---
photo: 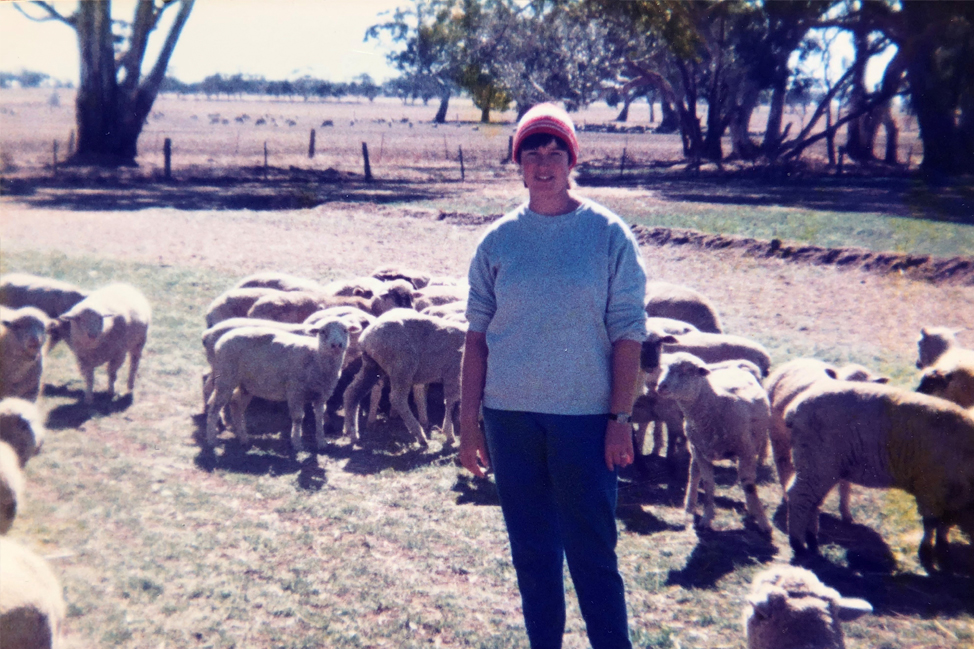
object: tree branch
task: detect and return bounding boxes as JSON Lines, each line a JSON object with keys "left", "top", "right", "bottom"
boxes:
{"left": 17, "top": 2, "right": 76, "bottom": 27}
{"left": 139, "top": 0, "right": 195, "bottom": 100}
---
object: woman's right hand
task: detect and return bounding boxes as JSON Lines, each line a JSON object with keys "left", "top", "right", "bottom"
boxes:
{"left": 459, "top": 418, "right": 490, "bottom": 478}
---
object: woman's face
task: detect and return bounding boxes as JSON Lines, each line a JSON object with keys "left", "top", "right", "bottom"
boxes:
{"left": 520, "top": 141, "right": 571, "bottom": 196}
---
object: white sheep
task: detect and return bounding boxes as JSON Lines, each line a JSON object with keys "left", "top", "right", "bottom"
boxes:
{"left": 0, "top": 537, "right": 67, "bottom": 648}
{"left": 204, "top": 287, "right": 282, "bottom": 328}
{"left": 743, "top": 564, "right": 872, "bottom": 649}
{"left": 0, "top": 398, "right": 46, "bottom": 467}
{"left": 370, "top": 265, "right": 431, "bottom": 290}
{"left": 343, "top": 309, "right": 466, "bottom": 447}
{"left": 0, "top": 272, "right": 88, "bottom": 319}
{"left": 916, "top": 356, "right": 974, "bottom": 410}
{"left": 411, "top": 284, "right": 467, "bottom": 313}
{"left": 645, "top": 316, "right": 699, "bottom": 336}
{"left": 765, "top": 358, "right": 889, "bottom": 523}
{"left": 915, "top": 326, "right": 964, "bottom": 369}
{"left": 656, "top": 352, "right": 773, "bottom": 533}
{"left": 55, "top": 283, "right": 151, "bottom": 405}
{"left": 205, "top": 319, "right": 352, "bottom": 453}
{"left": 0, "top": 306, "right": 49, "bottom": 401}
{"left": 0, "top": 442, "right": 24, "bottom": 534}
{"left": 644, "top": 281, "right": 723, "bottom": 334}
{"left": 662, "top": 330, "right": 772, "bottom": 377}
{"left": 232, "top": 271, "right": 324, "bottom": 293}
{"left": 785, "top": 381, "right": 974, "bottom": 573}
{"left": 421, "top": 300, "right": 468, "bottom": 322}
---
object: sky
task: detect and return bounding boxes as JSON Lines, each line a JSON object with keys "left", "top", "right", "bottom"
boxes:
{"left": 0, "top": 0, "right": 405, "bottom": 84}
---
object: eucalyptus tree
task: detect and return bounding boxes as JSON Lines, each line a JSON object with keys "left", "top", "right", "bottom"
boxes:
{"left": 15, "top": 0, "right": 195, "bottom": 166}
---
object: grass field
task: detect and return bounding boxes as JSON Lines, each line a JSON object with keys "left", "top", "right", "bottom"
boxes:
{"left": 2, "top": 88, "right": 973, "bottom": 649}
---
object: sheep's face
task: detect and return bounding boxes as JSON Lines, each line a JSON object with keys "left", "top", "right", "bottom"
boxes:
{"left": 373, "top": 281, "right": 414, "bottom": 315}
{"left": 2, "top": 312, "right": 48, "bottom": 359}
{"left": 313, "top": 320, "right": 351, "bottom": 356}
{"left": 640, "top": 333, "right": 677, "bottom": 372}
{"left": 69, "top": 308, "right": 108, "bottom": 344}
{"left": 656, "top": 354, "right": 709, "bottom": 402}
{"left": 916, "top": 327, "right": 957, "bottom": 369}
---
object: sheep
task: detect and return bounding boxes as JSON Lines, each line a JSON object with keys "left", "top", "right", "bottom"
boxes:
{"left": 0, "top": 442, "right": 24, "bottom": 534}
{"left": 916, "top": 357, "right": 974, "bottom": 409}
{"left": 915, "top": 326, "right": 965, "bottom": 369}
{"left": 370, "top": 265, "right": 431, "bottom": 290}
{"left": 743, "top": 565, "right": 872, "bottom": 649}
{"left": 645, "top": 316, "right": 698, "bottom": 336}
{"left": 644, "top": 281, "right": 723, "bottom": 334}
{"left": 0, "top": 398, "right": 46, "bottom": 467}
{"left": 0, "top": 537, "right": 67, "bottom": 648}
{"left": 343, "top": 309, "right": 466, "bottom": 447}
{"left": 0, "top": 272, "right": 88, "bottom": 320}
{"left": 655, "top": 352, "right": 773, "bottom": 533}
{"left": 200, "top": 318, "right": 316, "bottom": 411}
{"left": 784, "top": 381, "right": 974, "bottom": 573}
{"left": 232, "top": 271, "right": 324, "bottom": 293}
{"left": 204, "top": 287, "right": 281, "bottom": 328}
{"left": 55, "top": 283, "right": 151, "bottom": 405}
{"left": 0, "top": 306, "right": 49, "bottom": 401}
{"left": 421, "top": 300, "right": 467, "bottom": 322}
{"left": 765, "top": 358, "right": 889, "bottom": 523}
{"left": 303, "top": 306, "right": 375, "bottom": 367}
{"left": 662, "top": 331, "right": 772, "bottom": 378}
{"left": 205, "top": 319, "right": 352, "bottom": 453}
{"left": 411, "top": 285, "right": 467, "bottom": 313}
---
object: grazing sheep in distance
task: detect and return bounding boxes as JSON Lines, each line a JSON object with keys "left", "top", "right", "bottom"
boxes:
{"left": 233, "top": 272, "right": 324, "bottom": 293}
{"left": 55, "top": 283, "right": 151, "bottom": 404}
{"left": 655, "top": 352, "right": 773, "bottom": 533}
{"left": 0, "top": 306, "right": 49, "bottom": 401}
{"left": 0, "top": 442, "right": 24, "bottom": 534}
{"left": 744, "top": 564, "right": 871, "bottom": 649}
{"left": 0, "top": 398, "right": 46, "bottom": 467}
{"left": 206, "top": 319, "right": 353, "bottom": 453}
{"left": 204, "top": 287, "right": 281, "bottom": 328}
{"left": 915, "top": 326, "right": 965, "bottom": 369}
{"left": 0, "top": 537, "right": 67, "bottom": 648}
{"left": 645, "top": 281, "right": 723, "bottom": 333}
{"left": 370, "top": 265, "right": 430, "bottom": 290}
{"left": 765, "top": 358, "right": 889, "bottom": 523}
{"left": 343, "top": 309, "right": 466, "bottom": 447}
{"left": 0, "top": 273, "right": 88, "bottom": 320}
{"left": 785, "top": 382, "right": 974, "bottom": 573}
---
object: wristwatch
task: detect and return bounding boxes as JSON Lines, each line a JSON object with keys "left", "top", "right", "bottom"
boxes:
{"left": 609, "top": 412, "right": 632, "bottom": 424}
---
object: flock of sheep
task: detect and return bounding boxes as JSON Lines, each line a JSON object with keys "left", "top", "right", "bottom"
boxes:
{"left": 1, "top": 264, "right": 972, "bottom": 648}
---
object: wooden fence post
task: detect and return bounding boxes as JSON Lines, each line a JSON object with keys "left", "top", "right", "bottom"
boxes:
{"left": 506, "top": 135, "right": 513, "bottom": 163}
{"left": 308, "top": 128, "right": 316, "bottom": 158}
{"left": 263, "top": 141, "right": 269, "bottom": 178}
{"left": 163, "top": 138, "right": 172, "bottom": 180}
{"left": 619, "top": 147, "right": 627, "bottom": 177}
{"left": 362, "top": 142, "right": 373, "bottom": 181}
{"left": 458, "top": 146, "right": 465, "bottom": 181}
{"left": 67, "top": 129, "right": 75, "bottom": 156}
{"left": 52, "top": 140, "right": 58, "bottom": 176}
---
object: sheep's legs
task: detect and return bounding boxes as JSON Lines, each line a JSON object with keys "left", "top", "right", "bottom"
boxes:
{"left": 342, "top": 354, "right": 383, "bottom": 444}
{"left": 919, "top": 517, "right": 952, "bottom": 575}
{"left": 287, "top": 397, "right": 306, "bottom": 454}
{"left": 79, "top": 361, "right": 96, "bottom": 405}
{"left": 697, "top": 460, "right": 717, "bottom": 529}
{"left": 413, "top": 384, "right": 429, "bottom": 431}
{"left": 738, "top": 457, "right": 772, "bottom": 533}
{"left": 106, "top": 353, "right": 125, "bottom": 398}
{"left": 771, "top": 427, "right": 794, "bottom": 501}
{"left": 205, "top": 384, "right": 235, "bottom": 447}
{"left": 440, "top": 380, "right": 460, "bottom": 444}
{"left": 127, "top": 338, "right": 145, "bottom": 393}
{"left": 312, "top": 396, "right": 328, "bottom": 450}
{"left": 228, "top": 388, "right": 252, "bottom": 445}
{"left": 389, "top": 379, "right": 428, "bottom": 446}
{"left": 838, "top": 480, "right": 853, "bottom": 523}
{"left": 366, "top": 379, "right": 384, "bottom": 426}
{"left": 787, "top": 476, "right": 832, "bottom": 557}
{"left": 685, "top": 456, "right": 702, "bottom": 523}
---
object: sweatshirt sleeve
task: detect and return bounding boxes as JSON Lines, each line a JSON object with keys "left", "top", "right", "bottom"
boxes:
{"left": 465, "top": 234, "right": 497, "bottom": 333}
{"left": 605, "top": 222, "right": 648, "bottom": 343}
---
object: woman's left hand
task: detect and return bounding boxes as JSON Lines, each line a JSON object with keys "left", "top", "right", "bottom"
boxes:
{"left": 605, "top": 419, "right": 635, "bottom": 470}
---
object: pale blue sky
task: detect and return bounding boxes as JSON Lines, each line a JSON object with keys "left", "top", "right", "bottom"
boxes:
{"left": 0, "top": 0, "right": 404, "bottom": 84}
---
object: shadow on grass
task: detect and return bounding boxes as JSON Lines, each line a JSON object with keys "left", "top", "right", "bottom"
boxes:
{"left": 452, "top": 474, "right": 500, "bottom": 507}
{"left": 800, "top": 554, "right": 974, "bottom": 617}
{"left": 44, "top": 386, "right": 133, "bottom": 430}
{"left": 665, "top": 526, "right": 779, "bottom": 589}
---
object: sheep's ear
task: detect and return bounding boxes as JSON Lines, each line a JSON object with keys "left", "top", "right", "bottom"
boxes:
{"left": 873, "top": 376, "right": 890, "bottom": 385}
{"left": 345, "top": 322, "right": 363, "bottom": 335}
{"left": 698, "top": 365, "right": 710, "bottom": 376}
{"left": 747, "top": 591, "right": 776, "bottom": 619}
{"left": 836, "top": 597, "right": 872, "bottom": 621}
{"left": 825, "top": 368, "right": 838, "bottom": 379}
{"left": 352, "top": 287, "right": 369, "bottom": 297}
{"left": 660, "top": 335, "right": 678, "bottom": 345}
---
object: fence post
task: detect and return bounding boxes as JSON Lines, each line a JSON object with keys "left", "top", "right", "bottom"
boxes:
{"left": 67, "top": 129, "right": 75, "bottom": 156}
{"left": 51, "top": 139, "right": 58, "bottom": 176}
{"left": 308, "top": 128, "right": 316, "bottom": 158}
{"left": 163, "top": 138, "right": 172, "bottom": 180}
{"left": 619, "top": 147, "right": 627, "bottom": 177}
{"left": 458, "top": 146, "right": 465, "bottom": 181}
{"left": 362, "top": 142, "right": 373, "bottom": 181}
{"left": 264, "top": 141, "right": 269, "bottom": 178}
{"left": 507, "top": 135, "right": 513, "bottom": 163}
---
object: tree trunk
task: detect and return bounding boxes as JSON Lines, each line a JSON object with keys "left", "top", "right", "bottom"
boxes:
{"left": 844, "top": 25, "right": 874, "bottom": 162}
{"left": 883, "top": 110, "right": 899, "bottom": 164}
{"left": 656, "top": 100, "right": 679, "bottom": 133}
{"left": 762, "top": 79, "right": 787, "bottom": 156}
{"left": 616, "top": 95, "right": 632, "bottom": 122}
{"left": 434, "top": 91, "right": 450, "bottom": 124}
{"left": 825, "top": 103, "right": 836, "bottom": 166}
{"left": 730, "top": 86, "right": 760, "bottom": 160}
{"left": 480, "top": 105, "right": 490, "bottom": 123}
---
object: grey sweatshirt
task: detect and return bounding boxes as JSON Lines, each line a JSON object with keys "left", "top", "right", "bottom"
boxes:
{"left": 466, "top": 199, "right": 647, "bottom": 415}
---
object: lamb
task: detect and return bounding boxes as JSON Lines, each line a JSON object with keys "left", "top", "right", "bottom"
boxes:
{"left": 915, "top": 326, "right": 965, "bottom": 369}
{"left": 343, "top": 309, "right": 466, "bottom": 447}
{"left": 370, "top": 265, "right": 430, "bottom": 290}
{"left": 0, "top": 272, "right": 88, "bottom": 319}
{"left": 656, "top": 352, "right": 773, "bottom": 532}
{"left": 916, "top": 357, "right": 974, "bottom": 409}
{"left": 765, "top": 358, "right": 889, "bottom": 523}
{"left": 0, "top": 537, "right": 67, "bottom": 648}
{"left": 205, "top": 319, "right": 352, "bottom": 453}
{"left": 644, "top": 281, "right": 723, "bottom": 334}
{"left": 0, "top": 306, "right": 49, "bottom": 401}
{"left": 204, "top": 287, "right": 281, "bottom": 328}
{"left": 411, "top": 284, "right": 467, "bottom": 313}
{"left": 232, "top": 271, "right": 324, "bottom": 293}
{"left": 0, "top": 398, "right": 46, "bottom": 467}
{"left": 743, "top": 565, "right": 872, "bottom": 649}
{"left": 661, "top": 331, "right": 772, "bottom": 378}
{"left": 784, "top": 381, "right": 974, "bottom": 573}
{"left": 54, "top": 283, "right": 151, "bottom": 404}
{"left": 0, "top": 442, "right": 24, "bottom": 534}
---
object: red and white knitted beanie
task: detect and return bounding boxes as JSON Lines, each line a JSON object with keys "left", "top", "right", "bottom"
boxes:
{"left": 512, "top": 103, "right": 580, "bottom": 169}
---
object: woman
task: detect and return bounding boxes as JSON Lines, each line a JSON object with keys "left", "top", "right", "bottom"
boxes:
{"left": 459, "top": 103, "right": 646, "bottom": 649}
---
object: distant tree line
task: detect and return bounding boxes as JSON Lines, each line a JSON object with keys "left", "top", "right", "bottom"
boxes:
{"left": 161, "top": 73, "right": 386, "bottom": 103}
{"left": 0, "top": 69, "right": 73, "bottom": 89}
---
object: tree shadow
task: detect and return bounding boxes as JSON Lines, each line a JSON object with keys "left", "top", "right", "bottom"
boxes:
{"left": 665, "top": 526, "right": 778, "bottom": 589}
{"left": 616, "top": 505, "right": 684, "bottom": 536}
{"left": 44, "top": 390, "right": 133, "bottom": 430}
